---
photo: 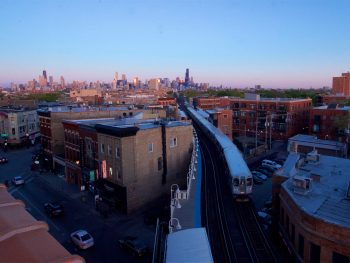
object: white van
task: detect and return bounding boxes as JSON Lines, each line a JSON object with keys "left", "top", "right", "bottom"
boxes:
{"left": 261, "top": 159, "right": 281, "bottom": 170}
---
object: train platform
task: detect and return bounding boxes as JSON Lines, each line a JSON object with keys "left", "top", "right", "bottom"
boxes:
{"left": 170, "top": 142, "right": 202, "bottom": 231}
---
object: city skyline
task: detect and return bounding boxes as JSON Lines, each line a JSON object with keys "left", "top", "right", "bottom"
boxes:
{"left": 1, "top": 0, "right": 350, "bottom": 88}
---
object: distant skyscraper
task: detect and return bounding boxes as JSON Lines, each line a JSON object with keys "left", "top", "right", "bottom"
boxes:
{"left": 60, "top": 76, "right": 65, "bottom": 89}
{"left": 49, "top": 76, "right": 53, "bottom": 86}
{"left": 122, "top": 74, "right": 126, "bottom": 81}
{"left": 185, "top": 68, "right": 190, "bottom": 87}
{"left": 133, "top": 77, "right": 139, "bottom": 87}
{"left": 43, "top": 70, "right": 47, "bottom": 81}
{"left": 149, "top": 78, "right": 159, "bottom": 90}
{"left": 113, "top": 72, "right": 118, "bottom": 89}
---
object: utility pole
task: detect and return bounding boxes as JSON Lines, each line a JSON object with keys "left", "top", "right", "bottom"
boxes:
{"left": 255, "top": 114, "right": 258, "bottom": 151}
{"left": 270, "top": 114, "right": 273, "bottom": 150}
{"left": 265, "top": 114, "right": 268, "bottom": 149}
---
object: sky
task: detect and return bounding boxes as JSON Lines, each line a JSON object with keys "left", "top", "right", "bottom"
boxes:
{"left": 0, "top": 0, "right": 350, "bottom": 88}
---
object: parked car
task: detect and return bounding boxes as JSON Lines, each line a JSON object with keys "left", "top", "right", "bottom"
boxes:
{"left": 44, "top": 202, "right": 64, "bottom": 217}
{"left": 256, "top": 167, "right": 273, "bottom": 177}
{"left": 260, "top": 165, "right": 277, "bottom": 174}
{"left": 252, "top": 171, "right": 267, "bottom": 181}
{"left": 0, "top": 157, "right": 8, "bottom": 164}
{"left": 12, "top": 176, "right": 24, "bottom": 186}
{"left": 70, "top": 230, "right": 94, "bottom": 249}
{"left": 258, "top": 211, "right": 272, "bottom": 225}
{"left": 261, "top": 159, "right": 282, "bottom": 170}
{"left": 252, "top": 174, "right": 264, "bottom": 184}
{"left": 273, "top": 158, "right": 286, "bottom": 166}
{"left": 118, "top": 236, "right": 150, "bottom": 257}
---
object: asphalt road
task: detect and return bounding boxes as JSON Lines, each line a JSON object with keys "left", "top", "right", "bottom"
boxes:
{"left": 0, "top": 146, "right": 154, "bottom": 263}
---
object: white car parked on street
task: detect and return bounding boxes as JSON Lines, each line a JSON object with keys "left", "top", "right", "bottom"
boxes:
{"left": 12, "top": 176, "right": 25, "bottom": 186}
{"left": 70, "top": 230, "right": 94, "bottom": 249}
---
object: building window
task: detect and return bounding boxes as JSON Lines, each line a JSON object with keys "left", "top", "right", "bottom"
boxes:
{"left": 310, "top": 243, "right": 321, "bottom": 263}
{"left": 12, "top": 128, "right": 15, "bottom": 135}
{"left": 108, "top": 145, "right": 112, "bottom": 156}
{"left": 101, "top": 143, "right": 105, "bottom": 154}
{"left": 116, "top": 146, "right": 120, "bottom": 158}
{"left": 170, "top": 137, "right": 177, "bottom": 148}
{"left": 158, "top": 157, "right": 163, "bottom": 171}
{"left": 109, "top": 167, "right": 113, "bottom": 177}
{"left": 291, "top": 224, "right": 295, "bottom": 245}
{"left": 117, "top": 169, "right": 121, "bottom": 180}
{"left": 148, "top": 143, "right": 153, "bottom": 153}
{"left": 298, "top": 234, "right": 304, "bottom": 259}
{"left": 223, "top": 114, "right": 228, "bottom": 119}
{"left": 333, "top": 252, "right": 350, "bottom": 263}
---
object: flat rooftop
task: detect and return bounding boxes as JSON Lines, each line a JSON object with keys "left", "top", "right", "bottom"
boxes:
{"left": 37, "top": 106, "right": 133, "bottom": 113}
{"left": 289, "top": 134, "right": 346, "bottom": 150}
{"left": 281, "top": 153, "right": 350, "bottom": 228}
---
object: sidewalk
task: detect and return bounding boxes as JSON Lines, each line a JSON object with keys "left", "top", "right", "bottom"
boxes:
{"left": 35, "top": 171, "right": 102, "bottom": 217}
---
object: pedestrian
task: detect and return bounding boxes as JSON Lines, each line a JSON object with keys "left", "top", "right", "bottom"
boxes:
{"left": 94, "top": 194, "right": 100, "bottom": 209}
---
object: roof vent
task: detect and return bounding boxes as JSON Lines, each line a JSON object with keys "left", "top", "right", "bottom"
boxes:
{"left": 292, "top": 175, "right": 312, "bottom": 195}
{"left": 306, "top": 150, "right": 320, "bottom": 164}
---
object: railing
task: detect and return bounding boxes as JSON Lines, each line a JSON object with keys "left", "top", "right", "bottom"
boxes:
{"left": 169, "top": 130, "right": 199, "bottom": 234}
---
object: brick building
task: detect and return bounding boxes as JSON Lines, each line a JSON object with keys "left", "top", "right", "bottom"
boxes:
{"left": 230, "top": 94, "right": 312, "bottom": 140}
{"left": 309, "top": 105, "right": 350, "bottom": 143}
{"left": 193, "top": 97, "right": 221, "bottom": 110}
{"left": 157, "top": 97, "right": 176, "bottom": 106}
{"left": 96, "top": 120, "right": 193, "bottom": 213}
{"left": 332, "top": 72, "right": 350, "bottom": 96}
{"left": 38, "top": 106, "right": 166, "bottom": 171}
{"left": 206, "top": 109, "right": 233, "bottom": 140}
{"left": 273, "top": 152, "right": 350, "bottom": 263}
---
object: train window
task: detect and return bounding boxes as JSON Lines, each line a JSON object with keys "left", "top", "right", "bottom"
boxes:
{"left": 233, "top": 178, "right": 239, "bottom": 186}
{"left": 247, "top": 178, "right": 252, "bottom": 186}
{"left": 240, "top": 176, "right": 246, "bottom": 186}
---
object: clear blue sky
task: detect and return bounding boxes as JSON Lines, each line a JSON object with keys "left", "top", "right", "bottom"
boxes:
{"left": 1, "top": 0, "right": 349, "bottom": 88}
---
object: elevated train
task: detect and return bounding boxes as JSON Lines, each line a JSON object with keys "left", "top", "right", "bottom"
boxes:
{"left": 186, "top": 106, "right": 253, "bottom": 199}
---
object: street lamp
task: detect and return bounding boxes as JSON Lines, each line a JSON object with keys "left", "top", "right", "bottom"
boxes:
{"left": 169, "top": 218, "right": 182, "bottom": 233}
{"left": 171, "top": 184, "right": 181, "bottom": 208}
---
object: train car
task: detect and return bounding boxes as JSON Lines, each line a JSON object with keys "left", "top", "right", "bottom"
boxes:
{"left": 186, "top": 106, "right": 252, "bottom": 199}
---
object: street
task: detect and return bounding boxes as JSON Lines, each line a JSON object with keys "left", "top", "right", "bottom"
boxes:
{"left": 0, "top": 146, "right": 155, "bottom": 263}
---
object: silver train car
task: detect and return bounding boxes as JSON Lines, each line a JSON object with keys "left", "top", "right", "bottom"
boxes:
{"left": 186, "top": 106, "right": 253, "bottom": 198}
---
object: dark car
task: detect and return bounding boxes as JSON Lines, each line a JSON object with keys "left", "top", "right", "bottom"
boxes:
{"left": 44, "top": 202, "right": 64, "bottom": 217}
{"left": 260, "top": 165, "right": 276, "bottom": 174}
{"left": 118, "top": 236, "right": 150, "bottom": 257}
{"left": 256, "top": 167, "right": 273, "bottom": 177}
{"left": 253, "top": 174, "right": 263, "bottom": 184}
{"left": 0, "top": 157, "right": 8, "bottom": 164}
{"left": 274, "top": 158, "right": 286, "bottom": 166}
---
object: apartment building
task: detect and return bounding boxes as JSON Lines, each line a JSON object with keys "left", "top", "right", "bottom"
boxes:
{"left": 206, "top": 108, "right": 233, "bottom": 140}
{"left": 309, "top": 105, "right": 350, "bottom": 143}
{"left": 96, "top": 120, "right": 193, "bottom": 213}
{"left": 38, "top": 106, "right": 166, "bottom": 170}
{"left": 0, "top": 107, "right": 40, "bottom": 145}
{"left": 230, "top": 94, "right": 311, "bottom": 140}
{"left": 274, "top": 152, "right": 350, "bottom": 263}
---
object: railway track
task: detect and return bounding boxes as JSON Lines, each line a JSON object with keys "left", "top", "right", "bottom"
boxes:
{"left": 235, "top": 201, "right": 278, "bottom": 263}
{"left": 201, "top": 135, "right": 239, "bottom": 263}
{"left": 197, "top": 127, "right": 278, "bottom": 263}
